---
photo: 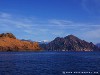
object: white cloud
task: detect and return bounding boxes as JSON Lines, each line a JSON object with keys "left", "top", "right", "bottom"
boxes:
{"left": 49, "top": 19, "right": 73, "bottom": 26}
{"left": 83, "top": 29, "right": 100, "bottom": 38}
{"left": 0, "top": 12, "right": 11, "bottom": 18}
{"left": 0, "top": 12, "right": 100, "bottom": 43}
{"left": 52, "top": 31, "right": 64, "bottom": 36}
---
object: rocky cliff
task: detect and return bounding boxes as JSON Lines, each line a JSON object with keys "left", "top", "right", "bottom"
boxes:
{"left": 0, "top": 33, "right": 41, "bottom": 51}
{"left": 40, "top": 35, "right": 99, "bottom": 51}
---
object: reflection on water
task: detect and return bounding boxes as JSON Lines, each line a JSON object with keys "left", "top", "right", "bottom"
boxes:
{"left": 0, "top": 52, "right": 100, "bottom": 75}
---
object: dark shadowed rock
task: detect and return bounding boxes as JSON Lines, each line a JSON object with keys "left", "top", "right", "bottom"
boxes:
{"left": 0, "top": 33, "right": 16, "bottom": 39}
{"left": 40, "top": 35, "right": 99, "bottom": 51}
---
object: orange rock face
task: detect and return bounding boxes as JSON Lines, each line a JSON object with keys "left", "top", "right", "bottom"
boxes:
{"left": 0, "top": 33, "right": 41, "bottom": 51}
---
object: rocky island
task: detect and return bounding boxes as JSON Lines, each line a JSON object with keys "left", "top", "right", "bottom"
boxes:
{"left": 0, "top": 33, "right": 41, "bottom": 51}
{"left": 0, "top": 33, "right": 99, "bottom": 51}
{"left": 40, "top": 35, "right": 99, "bottom": 51}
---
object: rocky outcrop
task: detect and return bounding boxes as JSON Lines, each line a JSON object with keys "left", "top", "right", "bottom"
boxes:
{"left": 0, "top": 33, "right": 16, "bottom": 39}
{"left": 0, "top": 33, "right": 41, "bottom": 51}
{"left": 40, "top": 35, "right": 99, "bottom": 51}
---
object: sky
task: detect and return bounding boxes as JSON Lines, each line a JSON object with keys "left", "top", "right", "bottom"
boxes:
{"left": 0, "top": 0, "right": 100, "bottom": 43}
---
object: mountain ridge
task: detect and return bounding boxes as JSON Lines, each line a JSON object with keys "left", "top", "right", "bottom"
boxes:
{"left": 40, "top": 35, "right": 99, "bottom": 51}
{"left": 0, "top": 33, "right": 41, "bottom": 51}
{"left": 0, "top": 33, "right": 99, "bottom": 51}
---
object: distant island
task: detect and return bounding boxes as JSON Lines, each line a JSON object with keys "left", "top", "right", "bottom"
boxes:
{"left": 0, "top": 33, "right": 99, "bottom": 51}
{"left": 40, "top": 35, "right": 100, "bottom": 51}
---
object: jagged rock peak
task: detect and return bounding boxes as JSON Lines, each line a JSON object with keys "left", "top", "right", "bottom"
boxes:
{"left": 67, "top": 34, "right": 76, "bottom": 37}
{"left": 0, "top": 33, "right": 16, "bottom": 39}
{"left": 40, "top": 35, "right": 99, "bottom": 51}
{"left": 54, "top": 37, "right": 62, "bottom": 40}
{"left": 66, "top": 34, "right": 77, "bottom": 38}
{"left": 64, "top": 34, "right": 80, "bottom": 40}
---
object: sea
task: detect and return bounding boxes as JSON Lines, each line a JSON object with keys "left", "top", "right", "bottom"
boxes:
{"left": 0, "top": 51, "right": 100, "bottom": 75}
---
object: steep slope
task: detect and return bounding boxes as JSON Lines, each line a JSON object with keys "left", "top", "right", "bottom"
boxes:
{"left": 0, "top": 33, "right": 41, "bottom": 51}
{"left": 40, "top": 35, "right": 99, "bottom": 51}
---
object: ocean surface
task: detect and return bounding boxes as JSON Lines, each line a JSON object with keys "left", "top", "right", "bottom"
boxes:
{"left": 0, "top": 51, "right": 100, "bottom": 75}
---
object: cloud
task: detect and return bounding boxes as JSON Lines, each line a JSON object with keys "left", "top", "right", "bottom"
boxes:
{"left": 0, "top": 12, "right": 100, "bottom": 43}
{"left": 0, "top": 12, "right": 11, "bottom": 18}
{"left": 80, "top": 28, "right": 100, "bottom": 43}
{"left": 49, "top": 19, "right": 73, "bottom": 26}
{"left": 49, "top": 19, "right": 100, "bottom": 43}
{"left": 0, "top": 13, "right": 37, "bottom": 35}
{"left": 83, "top": 29, "right": 100, "bottom": 38}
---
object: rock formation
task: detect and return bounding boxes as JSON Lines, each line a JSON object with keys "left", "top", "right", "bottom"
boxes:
{"left": 0, "top": 33, "right": 41, "bottom": 51}
{"left": 40, "top": 35, "right": 99, "bottom": 51}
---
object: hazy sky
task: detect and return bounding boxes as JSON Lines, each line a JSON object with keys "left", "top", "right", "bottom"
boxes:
{"left": 0, "top": 0, "right": 100, "bottom": 43}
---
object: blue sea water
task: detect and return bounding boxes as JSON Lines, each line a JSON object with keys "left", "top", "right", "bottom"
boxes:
{"left": 0, "top": 51, "right": 100, "bottom": 75}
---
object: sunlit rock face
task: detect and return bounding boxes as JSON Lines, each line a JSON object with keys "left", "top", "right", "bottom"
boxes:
{"left": 0, "top": 33, "right": 41, "bottom": 51}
